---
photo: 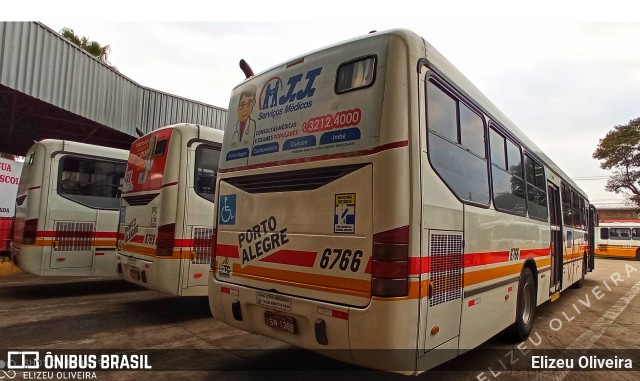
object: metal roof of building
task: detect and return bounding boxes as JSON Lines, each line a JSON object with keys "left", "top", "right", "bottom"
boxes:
{"left": 0, "top": 21, "right": 226, "bottom": 155}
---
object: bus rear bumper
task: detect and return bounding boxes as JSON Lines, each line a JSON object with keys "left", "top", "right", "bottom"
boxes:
{"left": 209, "top": 273, "right": 353, "bottom": 355}
{"left": 116, "top": 252, "right": 184, "bottom": 295}
{"left": 209, "top": 273, "right": 422, "bottom": 373}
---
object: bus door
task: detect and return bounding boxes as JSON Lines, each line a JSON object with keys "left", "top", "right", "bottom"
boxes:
{"left": 420, "top": 66, "right": 464, "bottom": 353}
{"left": 587, "top": 205, "right": 596, "bottom": 271}
{"left": 48, "top": 155, "right": 97, "bottom": 270}
{"left": 548, "top": 183, "right": 563, "bottom": 294}
{"left": 183, "top": 142, "right": 220, "bottom": 289}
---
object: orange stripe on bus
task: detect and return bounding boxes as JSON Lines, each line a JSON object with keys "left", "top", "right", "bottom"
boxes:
{"left": 464, "top": 263, "right": 522, "bottom": 287}
{"left": 229, "top": 256, "right": 556, "bottom": 301}
{"left": 536, "top": 257, "right": 551, "bottom": 267}
{"left": 120, "top": 243, "right": 186, "bottom": 259}
{"left": 232, "top": 263, "right": 371, "bottom": 297}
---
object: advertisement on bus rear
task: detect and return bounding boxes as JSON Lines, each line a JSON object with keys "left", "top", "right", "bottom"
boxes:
{"left": 122, "top": 129, "right": 173, "bottom": 193}
{"left": 0, "top": 158, "right": 23, "bottom": 218}
{"left": 219, "top": 42, "right": 388, "bottom": 170}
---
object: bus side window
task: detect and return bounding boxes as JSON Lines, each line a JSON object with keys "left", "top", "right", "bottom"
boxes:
{"left": 490, "top": 127, "right": 526, "bottom": 215}
{"left": 426, "top": 79, "right": 490, "bottom": 206}
{"left": 561, "top": 183, "right": 572, "bottom": 226}
{"left": 600, "top": 228, "right": 609, "bottom": 240}
{"left": 524, "top": 154, "right": 547, "bottom": 220}
{"left": 609, "top": 228, "right": 630, "bottom": 240}
{"left": 194, "top": 145, "right": 221, "bottom": 202}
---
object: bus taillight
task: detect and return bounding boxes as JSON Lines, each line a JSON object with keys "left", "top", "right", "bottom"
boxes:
{"left": 23, "top": 218, "right": 38, "bottom": 245}
{"left": 371, "top": 226, "right": 409, "bottom": 297}
{"left": 156, "top": 223, "right": 175, "bottom": 256}
{"left": 9, "top": 215, "right": 16, "bottom": 241}
{"left": 210, "top": 228, "right": 217, "bottom": 271}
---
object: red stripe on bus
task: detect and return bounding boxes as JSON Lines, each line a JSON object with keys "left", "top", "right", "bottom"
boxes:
{"left": 464, "top": 252, "right": 507, "bottom": 268}
{"left": 29, "top": 186, "right": 41, "bottom": 190}
{"left": 364, "top": 257, "right": 372, "bottom": 274}
{"left": 219, "top": 140, "right": 409, "bottom": 174}
{"left": 162, "top": 181, "right": 178, "bottom": 188}
{"left": 217, "top": 244, "right": 240, "bottom": 258}
{"left": 521, "top": 247, "right": 550, "bottom": 258}
{"left": 174, "top": 238, "right": 193, "bottom": 247}
{"left": 406, "top": 247, "right": 551, "bottom": 275}
{"left": 217, "top": 244, "right": 551, "bottom": 274}
{"left": 258, "top": 249, "right": 317, "bottom": 267}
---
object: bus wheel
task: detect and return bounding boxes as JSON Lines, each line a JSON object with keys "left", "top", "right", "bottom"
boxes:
{"left": 636, "top": 248, "right": 640, "bottom": 260}
{"left": 509, "top": 267, "right": 536, "bottom": 342}
{"left": 571, "top": 255, "right": 587, "bottom": 289}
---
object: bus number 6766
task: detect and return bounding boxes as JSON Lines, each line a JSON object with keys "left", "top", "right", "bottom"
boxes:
{"left": 319, "top": 248, "right": 363, "bottom": 272}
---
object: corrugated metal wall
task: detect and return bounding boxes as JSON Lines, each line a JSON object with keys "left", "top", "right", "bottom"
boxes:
{"left": 0, "top": 22, "right": 226, "bottom": 136}
{"left": 139, "top": 89, "right": 227, "bottom": 133}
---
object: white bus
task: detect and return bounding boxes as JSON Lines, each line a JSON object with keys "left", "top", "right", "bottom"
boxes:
{"left": 11, "top": 140, "right": 128, "bottom": 276}
{"left": 208, "top": 29, "right": 597, "bottom": 374}
{"left": 116, "top": 123, "right": 224, "bottom": 296}
{"left": 595, "top": 220, "right": 640, "bottom": 259}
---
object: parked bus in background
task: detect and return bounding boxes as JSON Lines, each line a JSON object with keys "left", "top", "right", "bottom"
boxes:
{"left": 596, "top": 220, "right": 640, "bottom": 259}
{"left": 116, "top": 123, "right": 224, "bottom": 296}
{"left": 1, "top": 158, "right": 23, "bottom": 257}
{"left": 209, "top": 29, "right": 596, "bottom": 374}
{"left": 11, "top": 140, "right": 127, "bottom": 276}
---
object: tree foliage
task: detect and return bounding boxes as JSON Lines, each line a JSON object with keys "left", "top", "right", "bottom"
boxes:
{"left": 593, "top": 117, "right": 640, "bottom": 205}
{"left": 60, "top": 28, "right": 111, "bottom": 65}
{"left": 0, "top": 152, "right": 16, "bottom": 160}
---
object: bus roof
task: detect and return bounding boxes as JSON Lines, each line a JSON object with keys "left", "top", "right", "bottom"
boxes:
{"left": 144, "top": 123, "right": 224, "bottom": 143}
{"left": 32, "top": 139, "right": 129, "bottom": 160}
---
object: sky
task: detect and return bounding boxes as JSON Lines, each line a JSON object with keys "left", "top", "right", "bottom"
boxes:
{"left": 7, "top": 1, "right": 640, "bottom": 205}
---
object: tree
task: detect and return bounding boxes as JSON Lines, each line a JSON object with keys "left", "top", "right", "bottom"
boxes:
{"left": 593, "top": 117, "right": 640, "bottom": 206}
{"left": 60, "top": 28, "right": 111, "bottom": 64}
{"left": 0, "top": 152, "right": 16, "bottom": 160}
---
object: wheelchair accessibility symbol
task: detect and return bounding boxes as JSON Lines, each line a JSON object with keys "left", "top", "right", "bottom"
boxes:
{"left": 219, "top": 194, "right": 236, "bottom": 225}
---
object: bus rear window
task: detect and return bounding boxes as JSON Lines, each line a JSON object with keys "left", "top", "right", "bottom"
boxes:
{"left": 195, "top": 146, "right": 221, "bottom": 202}
{"left": 58, "top": 156, "right": 126, "bottom": 210}
{"left": 17, "top": 152, "right": 35, "bottom": 195}
{"left": 335, "top": 56, "right": 376, "bottom": 93}
{"left": 154, "top": 139, "right": 167, "bottom": 157}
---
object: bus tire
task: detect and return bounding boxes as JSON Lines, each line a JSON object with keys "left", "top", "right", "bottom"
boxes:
{"left": 636, "top": 248, "right": 640, "bottom": 260}
{"left": 509, "top": 267, "right": 536, "bottom": 342}
{"left": 571, "top": 255, "right": 587, "bottom": 289}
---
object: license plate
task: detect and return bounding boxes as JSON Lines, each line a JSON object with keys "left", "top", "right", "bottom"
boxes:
{"left": 130, "top": 268, "right": 140, "bottom": 280}
{"left": 264, "top": 311, "right": 296, "bottom": 334}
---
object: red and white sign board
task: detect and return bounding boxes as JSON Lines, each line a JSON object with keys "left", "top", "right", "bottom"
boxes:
{"left": 0, "top": 158, "right": 23, "bottom": 218}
